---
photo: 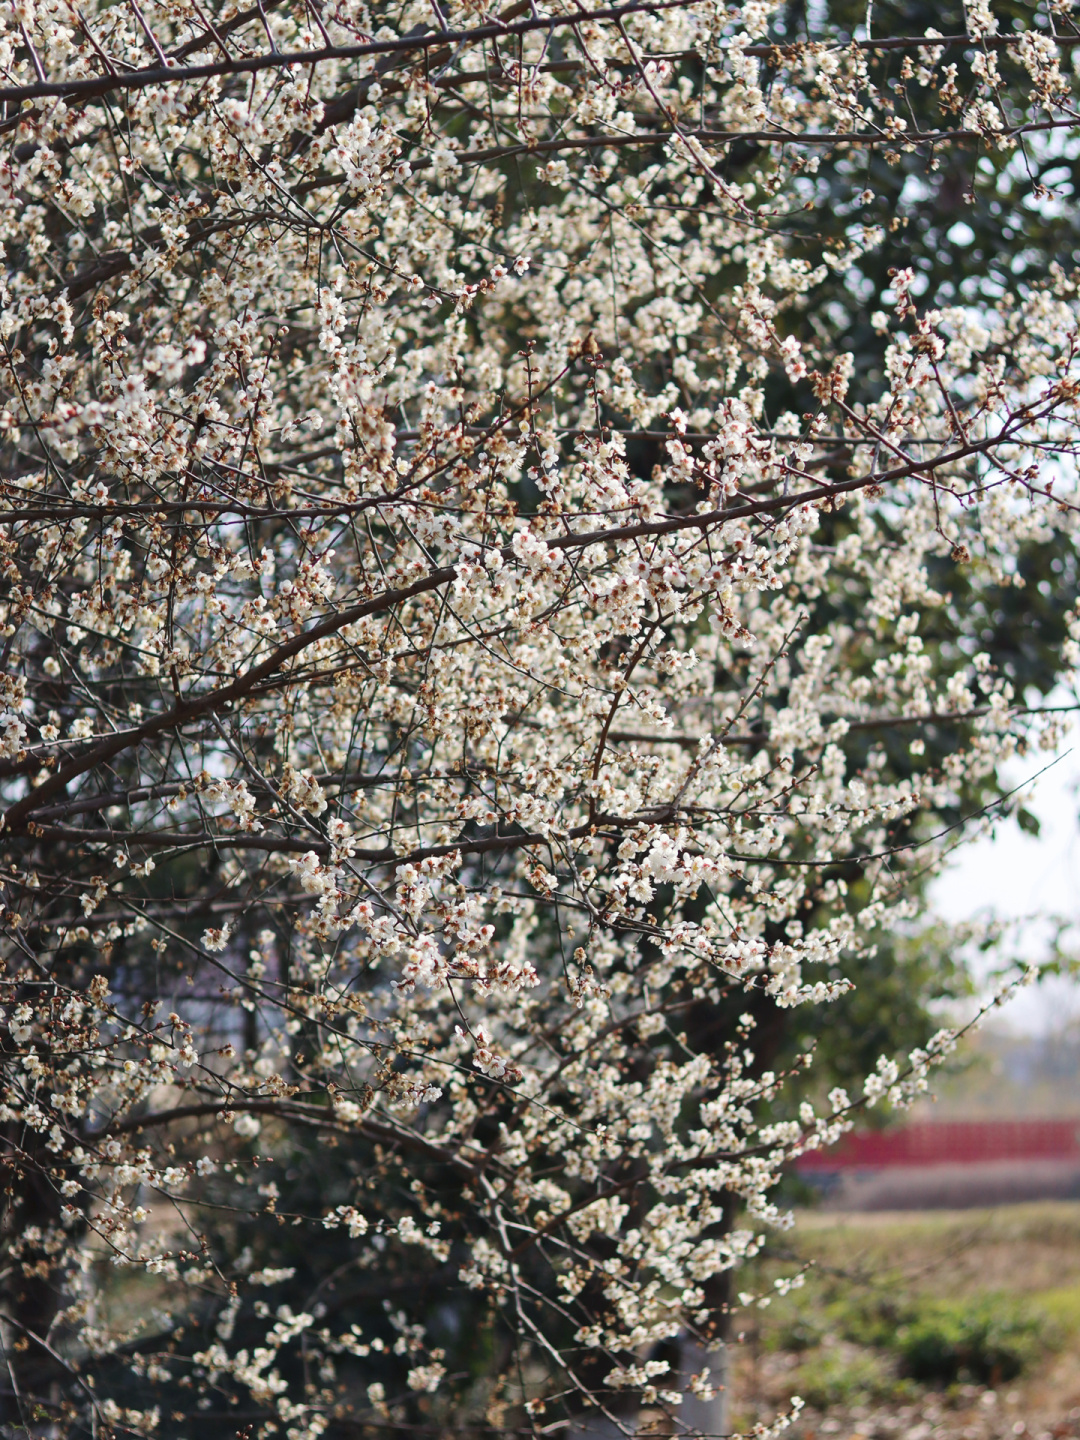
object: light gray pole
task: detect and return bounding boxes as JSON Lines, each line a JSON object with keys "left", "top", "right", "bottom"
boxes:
{"left": 565, "top": 1337, "right": 729, "bottom": 1440}
{"left": 677, "top": 1337, "right": 730, "bottom": 1438}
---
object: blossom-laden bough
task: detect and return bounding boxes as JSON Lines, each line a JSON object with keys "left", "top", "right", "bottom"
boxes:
{"left": 0, "top": 0, "right": 1078, "bottom": 1434}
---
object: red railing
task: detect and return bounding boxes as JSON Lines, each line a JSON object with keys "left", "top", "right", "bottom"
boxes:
{"left": 795, "top": 1120, "right": 1080, "bottom": 1171}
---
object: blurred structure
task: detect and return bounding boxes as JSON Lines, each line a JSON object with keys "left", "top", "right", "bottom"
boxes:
{"left": 797, "top": 1025, "right": 1080, "bottom": 1209}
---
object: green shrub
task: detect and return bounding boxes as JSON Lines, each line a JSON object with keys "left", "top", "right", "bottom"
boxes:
{"left": 830, "top": 1292, "right": 916, "bottom": 1350}
{"left": 792, "top": 1350, "right": 898, "bottom": 1411}
{"left": 896, "top": 1297, "right": 1049, "bottom": 1385}
{"left": 774, "top": 1314, "right": 825, "bottom": 1353}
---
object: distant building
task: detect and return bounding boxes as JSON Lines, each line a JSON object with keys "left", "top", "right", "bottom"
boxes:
{"left": 796, "top": 1119, "right": 1080, "bottom": 1210}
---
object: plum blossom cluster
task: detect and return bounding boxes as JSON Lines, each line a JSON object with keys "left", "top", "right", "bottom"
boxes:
{"left": 0, "top": 0, "right": 1079, "bottom": 1434}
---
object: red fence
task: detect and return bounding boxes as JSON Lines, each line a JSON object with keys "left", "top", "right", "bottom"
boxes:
{"left": 795, "top": 1120, "right": 1080, "bottom": 1171}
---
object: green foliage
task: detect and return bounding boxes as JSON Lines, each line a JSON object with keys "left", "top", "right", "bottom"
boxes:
{"left": 832, "top": 1292, "right": 918, "bottom": 1350}
{"left": 747, "top": 1250, "right": 1065, "bottom": 1414}
{"left": 792, "top": 1349, "right": 903, "bottom": 1410}
{"left": 895, "top": 1296, "right": 1050, "bottom": 1386}
{"left": 793, "top": 924, "right": 971, "bottom": 1105}
{"left": 770, "top": 1312, "right": 826, "bottom": 1353}
{"left": 1031, "top": 1283, "right": 1080, "bottom": 1336}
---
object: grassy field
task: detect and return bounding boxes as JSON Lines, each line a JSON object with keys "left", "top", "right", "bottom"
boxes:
{"left": 730, "top": 1203, "right": 1080, "bottom": 1439}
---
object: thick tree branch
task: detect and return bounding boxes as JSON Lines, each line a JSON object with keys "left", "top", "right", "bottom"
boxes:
{"left": 3, "top": 19, "right": 1079, "bottom": 106}
{"left": 0, "top": 415, "right": 1047, "bottom": 833}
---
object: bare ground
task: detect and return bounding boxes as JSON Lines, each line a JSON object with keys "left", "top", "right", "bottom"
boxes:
{"left": 729, "top": 1203, "right": 1080, "bottom": 1440}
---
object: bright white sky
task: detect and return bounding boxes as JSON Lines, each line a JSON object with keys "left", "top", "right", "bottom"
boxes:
{"left": 928, "top": 705, "right": 1080, "bottom": 1034}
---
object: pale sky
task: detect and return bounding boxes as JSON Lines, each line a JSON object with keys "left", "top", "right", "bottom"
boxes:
{"left": 928, "top": 707, "right": 1080, "bottom": 1034}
